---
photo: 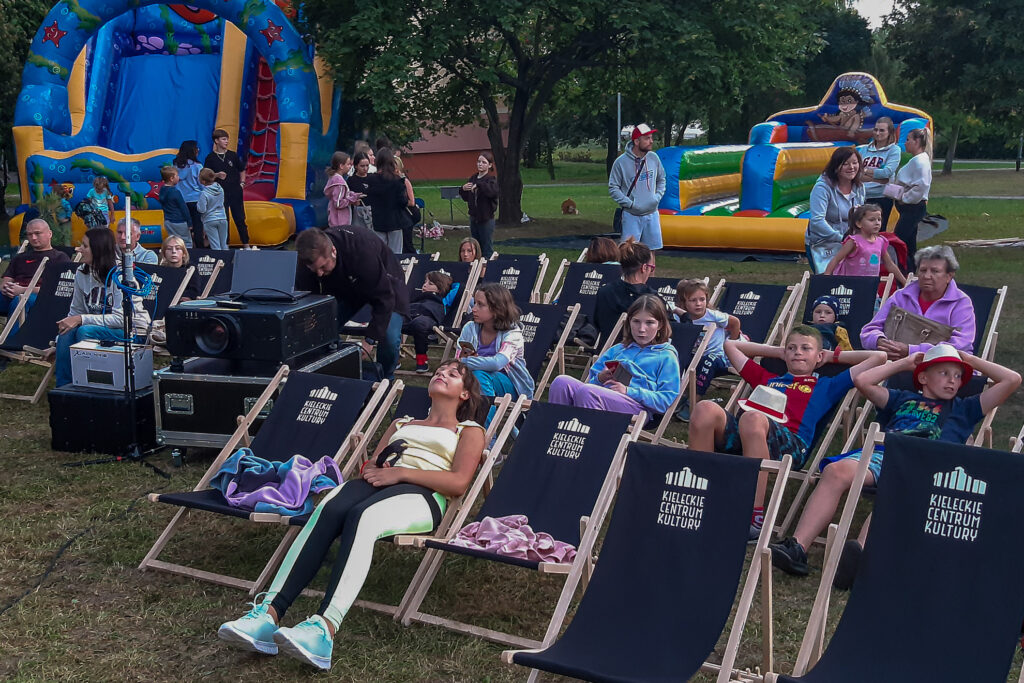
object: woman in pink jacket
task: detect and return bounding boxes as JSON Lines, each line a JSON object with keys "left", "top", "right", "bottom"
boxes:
{"left": 860, "top": 244, "right": 976, "bottom": 359}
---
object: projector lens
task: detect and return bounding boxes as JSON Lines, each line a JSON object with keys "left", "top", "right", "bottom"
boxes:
{"left": 196, "top": 315, "right": 237, "bottom": 355}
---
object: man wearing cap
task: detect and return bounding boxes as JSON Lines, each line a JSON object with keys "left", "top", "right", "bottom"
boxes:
{"left": 609, "top": 123, "right": 666, "bottom": 249}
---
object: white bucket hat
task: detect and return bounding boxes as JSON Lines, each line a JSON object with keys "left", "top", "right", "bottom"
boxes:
{"left": 737, "top": 385, "right": 789, "bottom": 424}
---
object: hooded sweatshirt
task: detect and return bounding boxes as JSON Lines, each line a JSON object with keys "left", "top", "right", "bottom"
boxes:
{"left": 69, "top": 268, "right": 151, "bottom": 334}
{"left": 588, "top": 341, "right": 680, "bottom": 414}
{"left": 197, "top": 182, "right": 227, "bottom": 222}
{"left": 858, "top": 142, "right": 902, "bottom": 199}
{"left": 860, "top": 279, "right": 976, "bottom": 355}
{"left": 608, "top": 141, "right": 666, "bottom": 216}
{"left": 324, "top": 173, "right": 362, "bottom": 227}
{"left": 806, "top": 174, "right": 865, "bottom": 248}
{"left": 159, "top": 184, "right": 192, "bottom": 225}
{"left": 456, "top": 322, "right": 535, "bottom": 398}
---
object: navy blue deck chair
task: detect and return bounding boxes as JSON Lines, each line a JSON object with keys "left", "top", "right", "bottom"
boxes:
{"left": 646, "top": 275, "right": 684, "bottom": 312}
{"left": 714, "top": 280, "right": 791, "bottom": 344}
{"left": 397, "top": 400, "right": 643, "bottom": 648}
{"left": 544, "top": 261, "right": 622, "bottom": 321}
{"left": 482, "top": 255, "right": 544, "bottom": 305}
{"left": 517, "top": 302, "right": 580, "bottom": 398}
{"left": 137, "top": 263, "right": 195, "bottom": 321}
{"left": 188, "top": 248, "right": 234, "bottom": 297}
{"left": 0, "top": 260, "right": 79, "bottom": 403}
{"left": 957, "top": 282, "right": 1005, "bottom": 360}
{"left": 140, "top": 368, "right": 394, "bottom": 595}
{"left": 777, "top": 431, "right": 1024, "bottom": 683}
{"left": 799, "top": 274, "right": 890, "bottom": 349}
{"left": 407, "top": 259, "right": 479, "bottom": 330}
{"left": 505, "top": 441, "right": 793, "bottom": 682}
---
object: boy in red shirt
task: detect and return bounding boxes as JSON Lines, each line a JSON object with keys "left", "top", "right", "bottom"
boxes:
{"left": 689, "top": 325, "right": 886, "bottom": 538}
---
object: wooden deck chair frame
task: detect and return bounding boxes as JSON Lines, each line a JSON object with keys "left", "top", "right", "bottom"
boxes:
{"left": 197, "top": 259, "right": 225, "bottom": 300}
{"left": 973, "top": 284, "right": 1006, "bottom": 361}
{"left": 542, "top": 258, "right": 570, "bottom": 305}
{"left": 276, "top": 390, "right": 516, "bottom": 619}
{"left": 1011, "top": 422, "right": 1024, "bottom": 454}
{"left": 639, "top": 323, "right": 715, "bottom": 444}
{"left": 137, "top": 367, "right": 398, "bottom": 596}
{"left": 392, "top": 403, "right": 645, "bottom": 649}
{"left": 533, "top": 303, "right": 579, "bottom": 399}
{"left": 0, "top": 258, "right": 61, "bottom": 404}
{"left": 405, "top": 257, "right": 482, "bottom": 367}
{"left": 502, "top": 451, "right": 795, "bottom": 683}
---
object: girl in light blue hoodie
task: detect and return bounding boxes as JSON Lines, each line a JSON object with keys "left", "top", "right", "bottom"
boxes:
{"left": 549, "top": 294, "right": 680, "bottom": 418}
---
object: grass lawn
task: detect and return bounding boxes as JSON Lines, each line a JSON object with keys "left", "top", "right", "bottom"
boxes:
{"left": 1, "top": 167, "right": 1023, "bottom": 681}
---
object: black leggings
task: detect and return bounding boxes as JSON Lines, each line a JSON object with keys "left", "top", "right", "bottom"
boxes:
{"left": 894, "top": 200, "right": 927, "bottom": 268}
{"left": 223, "top": 190, "right": 248, "bottom": 244}
{"left": 267, "top": 479, "right": 442, "bottom": 628}
{"left": 402, "top": 315, "right": 436, "bottom": 355}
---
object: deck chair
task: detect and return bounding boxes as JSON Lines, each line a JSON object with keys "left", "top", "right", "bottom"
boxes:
{"left": 647, "top": 275, "right": 685, "bottom": 312}
{"left": 639, "top": 321, "right": 715, "bottom": 444}
{"left": 772, "top": 429, "right": 1024, "bottom": 683}
{"left": 543, "top": 261, "right": 621, "bottom": 319}
{"left": 958, "top": 282, "right": 1006, "bottom": 360}
{"left": 797, "top": 274, "right": 894, "bottom": 349}
{"left": 482, "top": 254, "right": 548, "bottom": 305}
{"left": 137, "top": 264, "right": 195, "bottom": 322}
{"left": 0, "top": 260, "right": 79, "bottom": 403}
{"left": 519, "top": 302, "right": 579, "bottom": 398}
{"left": 710, "top": 274, "right": 806, "bottom": 345}
{"left": 1011, "top": 422, "right": 1024, "bottom": 454}
{"left": 0, "top": 256, "right": 48, "bottom": 340}
{"left": 139, "top": 369, "right": 395, "bottom": 595}
{"left": 504, "top": 442, "right": 793, "bottom": 683}
{"left": 397, "top": 401, "right": 644, "bottom": 648}
{"left": 188, "top": 249, "right": 234, "bottom": 297}
{"left": 402, "top": 258, "right": 480, "bottom": 361}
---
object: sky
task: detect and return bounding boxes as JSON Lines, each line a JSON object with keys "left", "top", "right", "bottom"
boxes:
{"left": 852, "top": 0, "right": 897, "bottom": 28}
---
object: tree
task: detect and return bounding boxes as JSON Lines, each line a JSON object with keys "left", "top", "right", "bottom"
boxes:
{"left": 0, "top": 0, "right": 50, "bottom": 207}
{"left": 886, "top": 0, "right": 1024, "bottom": 173}
{"left": 303, "top": 0, "right": 822, "bottom": 225}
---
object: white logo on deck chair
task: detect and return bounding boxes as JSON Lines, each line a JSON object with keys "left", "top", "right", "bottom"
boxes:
{"left": 581, "top": 271, "right": 604, "bottom": 296}
{"left": 198, "top": 255, "right": 217, "bottom": 276}
{"left": 546, "top": 418, "right": 591, "bottom": 459}
{"left": 520, "top": 312, "right": 541, "bottom": 343}
{"left": 521, "top": 312, "right": 541, "bottom": 325}
{"left": 734, "top": 291, "right": 760, "bottom": 316}
{"left": 56, "top": 269, "right": 76, "bottom": 297}
{"left": 297, "top": 386, "right": 339, "bottom": 425}
{"left": 925, "top": 467, "right": 986, "bottom": 542}
{"left": 658, "top": 468, "right": 707, "bottom": 531}
{"left": 830, "top": 285, "right": 854, "bottom": 297}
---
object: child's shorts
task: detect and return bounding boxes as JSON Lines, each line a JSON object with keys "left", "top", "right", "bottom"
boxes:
{"left": 820, "top": 445, "right": 884, "bottom": 484}
{"left": 719, "top": 411, "right": 810, "bottom": 469}
{"left": 695, "top": 354, "right": 730, "bottom": 395}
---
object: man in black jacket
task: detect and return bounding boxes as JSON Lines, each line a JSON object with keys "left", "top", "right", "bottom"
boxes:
{"left": 295, "top": 227, "right": 408, "bottom": 378}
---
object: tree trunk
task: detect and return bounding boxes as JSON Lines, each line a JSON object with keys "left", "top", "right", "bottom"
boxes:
{"left": 942, "top": 123, "right": 960, "bottom": 176}
{"left": 524, "top": 133, "right": 540, "bottom": 168}
{"left": 544, "top": 125, "right": 555, "bottom": 180}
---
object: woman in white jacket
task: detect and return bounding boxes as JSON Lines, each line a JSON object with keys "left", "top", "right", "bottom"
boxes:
{"left": 53, "top": 228, "right": 151, "bottom": 387}
{"left": 892, "top": 127, "right": 933, "bottom": 263}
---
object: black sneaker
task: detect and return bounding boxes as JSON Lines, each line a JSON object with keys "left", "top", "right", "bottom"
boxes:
{"left": 415, "top": 362, "right": 429, "bottom": 374}
{"left": 770, "top": 537, "right": 809, "bottom": 576}
{"left": 832, "top": 539, "right": 862, "bottom": 590}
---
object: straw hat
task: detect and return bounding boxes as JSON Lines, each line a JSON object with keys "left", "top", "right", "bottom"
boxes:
{"left": 737, "top": 385, "right": 789, "bottom": 424}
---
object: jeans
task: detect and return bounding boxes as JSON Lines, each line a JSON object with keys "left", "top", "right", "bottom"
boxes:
{"left": 620, "top": 212, "right": 663, "bottom": 250}
{"left": 0, "top": 292, "right": 37, "bottom": 337}
{"left": 337, "top": 300, "right": 403, "bottom": 380}
{"left": 470, "top": 218, "right": 495, "bottom": 258}
{"left": 203, "top": 219, "right": 229, "bottom": 250}
{"left": 55, "top": 325, "right": 131, "bottom": 387}
{"left": 165, "top": 221, "right": 193, "bottom": 248}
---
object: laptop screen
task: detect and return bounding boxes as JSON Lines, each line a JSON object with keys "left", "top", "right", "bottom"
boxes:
{"left": 230, "top": 250, "right": 299, "bottom": 300}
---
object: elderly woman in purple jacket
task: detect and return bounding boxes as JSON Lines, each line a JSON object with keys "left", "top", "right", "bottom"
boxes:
{"left": 861, "top": 245, "right": 976, "bottom": 359}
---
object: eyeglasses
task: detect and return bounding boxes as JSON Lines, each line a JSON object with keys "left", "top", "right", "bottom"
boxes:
{"left": 641, "top": 263, "right": 657, "bottom": 272}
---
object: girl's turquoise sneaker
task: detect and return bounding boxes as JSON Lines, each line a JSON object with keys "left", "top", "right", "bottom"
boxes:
{"left": 217, "top": 601, "right": 279, "bottom": 655}
{"left": 273, "top": 615, "right": 333, "bottom": 670}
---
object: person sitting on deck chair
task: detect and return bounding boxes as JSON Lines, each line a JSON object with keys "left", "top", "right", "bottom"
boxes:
{"left": 770, "top": 343, "right": 1020, "bottom": 579}
{"left": 217, "top": 360, "right": 485, "bottom": 670}
{"left": 688, "top": 326, "right": 886, "bottom": 540}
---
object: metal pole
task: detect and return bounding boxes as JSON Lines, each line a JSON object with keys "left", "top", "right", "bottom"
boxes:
{"left": 616, "top": 93, "right": 622, "bottom": 152}
{"left": 1016, "top": 132, "right": 1022, "bottom": 172}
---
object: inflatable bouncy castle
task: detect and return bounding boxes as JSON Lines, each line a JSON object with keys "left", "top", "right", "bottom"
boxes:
{"left": 657, "top": 73, "right": 931, "bottom": 252}
{"left": 10, "top": 0, "right": 341, "bottom": 247}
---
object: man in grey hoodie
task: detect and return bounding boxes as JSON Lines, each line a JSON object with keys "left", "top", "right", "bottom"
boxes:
{"left": 609, "top": 123, "right": 667, "bottom": 249}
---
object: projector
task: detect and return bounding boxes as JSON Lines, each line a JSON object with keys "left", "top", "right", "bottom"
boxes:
{"left": 164, "top": 295, "right": 338, "bottom": 362}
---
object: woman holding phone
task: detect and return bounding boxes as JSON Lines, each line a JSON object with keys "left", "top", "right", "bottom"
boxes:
{"left": 454, "top": 282, "right": 533, "bottom": 401}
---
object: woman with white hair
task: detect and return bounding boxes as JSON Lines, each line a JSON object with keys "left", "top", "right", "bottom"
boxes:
{"left": 860, "top": 245, "right": 976, "bottom": 359}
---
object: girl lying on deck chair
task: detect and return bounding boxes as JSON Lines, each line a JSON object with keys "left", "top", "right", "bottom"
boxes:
{"left": 217, "top": 361, "right": 486, "bottom": 670}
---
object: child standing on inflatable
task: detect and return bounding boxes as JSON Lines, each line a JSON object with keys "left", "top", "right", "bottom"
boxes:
{"left": 324, "top": 152, "right": 365, "bottom": 228}
{"left": 825, "top": 203, "right": 906, "bottom": 286}
{"left": 159, "top": 166, "right": 194, "bottom": 248}
{"left": 86, "top": 176, "right": 115, "bottom": 226}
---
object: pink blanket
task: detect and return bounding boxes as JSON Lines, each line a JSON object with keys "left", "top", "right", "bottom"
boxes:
{"left": 450, "top": 514, "right": 577, "bottom": 564}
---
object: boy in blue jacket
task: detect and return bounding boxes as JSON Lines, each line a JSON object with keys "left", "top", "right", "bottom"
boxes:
{"left": 159, "top": 166, "right": 194, "bottom": 247}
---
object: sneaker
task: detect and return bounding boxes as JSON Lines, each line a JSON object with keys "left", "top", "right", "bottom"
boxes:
{"left": 273, "top": 615, "right": 333, "bottom": 670}
{"left": 675, "top": 398, "right": 691, "bottom": 423}
{"left": 217, "top": 599, "right": 279, "bottom": 654}
{"left": 747, "top": 507, "right": 765, "bottom": 543}
{"left": 832, "top": 539, "right": 863, "bottom": 590}
{"left": 416, "top": 362, "right": 429, "bottom": 374}
{"left": 770, "top": 537, "right": 809, "bottom": 576}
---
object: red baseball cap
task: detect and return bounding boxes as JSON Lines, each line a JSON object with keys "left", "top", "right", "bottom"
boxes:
{"left": 631, "top": 123, "right": 658, "bottom": 140}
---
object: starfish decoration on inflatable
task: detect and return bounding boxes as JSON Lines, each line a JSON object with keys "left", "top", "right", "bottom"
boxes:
{"left": 260, "top": 19, "right": 285, "bottom": 46}
{"left": 42, "top": 21, "right": 68, "bottom": 48}
{"left": 146, "top": 181, "right": 163, "bottom": 199}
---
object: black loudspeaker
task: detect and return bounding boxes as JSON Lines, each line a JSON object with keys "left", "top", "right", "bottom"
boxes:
{"left": 49, "top": 385, "right": 157, "bottom": 455}
{"left": 164, "top": 295, "right": 338, "bottom": 362}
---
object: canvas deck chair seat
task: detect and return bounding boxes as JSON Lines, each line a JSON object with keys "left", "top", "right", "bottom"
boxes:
{"left": 482, "top": 254, "right": 547, "bottom": 305}
{"left": 798, "top": 274, "right": 894, "bottom": 349}
{"left": 543, "top": 261, "right": 621, "bottom": 320}
{"left": 139, "top": 368, "right": 394, "bottom": 595}
{"left": 517, "top": 302, "right": 579, "bottom": 398}
{"left": 397, "top": 401, "right": 643, "bottom": 648}
{"left": 710, "top": 275, "right": 805, "bottom": 345}
{"left": 504, "top": 442, "right": 793, "bottom": 683}
{"left": 0, "top": 260, "right": 79, "bottom": 403}
{"left": 640, "top": 321, "right": 715, "bottom": 444}
{"left": 188, "top": 248, "right": 234, "bottom": 298}
{"left": 957, "top": 282, "right": 1006, "bottom": 361}
{"left": 401, "top": 258, "right": 480, "bottom": 364}
{"left": 772, "top": 430, "right": 1024, "bottom": 683}
{"left": 137, "top": 263, "right": 195, "bottom": 322}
